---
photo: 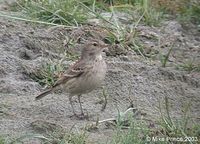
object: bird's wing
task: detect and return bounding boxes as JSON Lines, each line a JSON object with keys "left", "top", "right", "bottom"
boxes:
{"left": 35, "top": 59, "right": 91, "bottom": 100}
{"left": 53, "top": 59, "right": 91, "bottom": 87}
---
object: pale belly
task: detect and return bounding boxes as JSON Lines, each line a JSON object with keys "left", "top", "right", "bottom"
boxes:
{"left": 64, "top": 60, "right": 107, "bottom": 95}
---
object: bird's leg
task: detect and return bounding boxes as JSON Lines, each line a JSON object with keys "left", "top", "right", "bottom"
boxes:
{"left": 77, "top": 95, "right": 89, "bottom": 120}
{"left": 69, "top": 95, "right": 88, "bottom": 120}
{"left": 77, "top": 94, "right": 84, "bottom": 115}
{"left": 69, "top": 96, "right": 76, "bottom": 116}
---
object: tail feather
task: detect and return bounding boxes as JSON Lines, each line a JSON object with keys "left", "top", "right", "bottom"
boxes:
{"left": 35, "top": 89, "right": 52, "bottom": 100}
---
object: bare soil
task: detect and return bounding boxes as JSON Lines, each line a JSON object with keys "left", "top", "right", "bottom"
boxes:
{"left": 0, "top": 2, "right": 200, "bottom": 144}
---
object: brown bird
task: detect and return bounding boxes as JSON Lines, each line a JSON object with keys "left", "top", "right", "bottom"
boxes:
{"left": 35, "top": 39, "right": 108, "bottom": 117}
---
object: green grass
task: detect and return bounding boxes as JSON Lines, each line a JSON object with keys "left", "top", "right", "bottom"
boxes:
{"left": 110, "top": 0, "right": 163, "bottom": 26}
{"left": 179, "top": 1, "right": 200, "bottom": 25}
{"left": 12, "top": 0, "right": 97, "bottom": 26}
{"left": 43, "top": 130, "right": 87, "bottom": 144}
{"left": 28, "top": 42, "right": 79, "bottom": 87}
{"left": 159, "top": 47, "right": 173, "bottom": 68}
{"left": 29, "top": 59, "right": 65, "bottom": 87}
{"left": 108, "top": 96, "right": 200, "bottom": 144}
{"left": 158, "top": 97, "right": 200, "bottom": 144}
{"left": 177, "top": 60, "right": 200, "bottom": 73}
{"left": 110, "top": 119, "right": 151, "bottom": 144}
{"left": 0, "top": 136, "right": 5, "bottom": 144}
{"left": 1, "top": 0, "right": 164, "bottom": 61}
{"left": 135, "top": 0, "right": 163, "bottom": 26}
{"left": 99, "top": 0, "right": 163, "bottom": 60}
{"left": 7, "top": 0, "right": 164, "bottom": 27}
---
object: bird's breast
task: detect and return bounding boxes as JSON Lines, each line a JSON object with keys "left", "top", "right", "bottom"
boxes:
{"left": 84, "top": 59, "right": 106, "bottom": 90}
{"left": 64, "top": 58, "right": 106, "bottom": 96}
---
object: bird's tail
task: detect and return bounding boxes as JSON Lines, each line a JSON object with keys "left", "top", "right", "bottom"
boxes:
{"left": 35, "top": 88, "right": 53, "bottom": 100}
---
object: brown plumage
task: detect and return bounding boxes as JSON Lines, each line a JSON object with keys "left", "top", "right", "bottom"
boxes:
{"left": 35, "top": 40, "right": 108, "bottom": 117}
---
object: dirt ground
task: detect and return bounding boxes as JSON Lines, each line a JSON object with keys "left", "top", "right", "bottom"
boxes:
{"left": 0, "top": 2, "right": 200, "bottom": 144}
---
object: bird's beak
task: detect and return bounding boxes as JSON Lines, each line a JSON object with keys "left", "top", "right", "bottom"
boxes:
{"left": 101, "top": 44, "right": 109, "bottom": 52}
{"left": 103, "top": 47, "right": 109, "bottom": 53}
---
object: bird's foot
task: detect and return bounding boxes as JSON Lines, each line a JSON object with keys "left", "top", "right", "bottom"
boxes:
{"left": 70, "top": 112, "right": 89, "bottom": 120}
{"left": 76, "top": 112, "right": 89, "bottom": 120}
{"left": 70, "top": 114, "right": 89, "bottom": 120}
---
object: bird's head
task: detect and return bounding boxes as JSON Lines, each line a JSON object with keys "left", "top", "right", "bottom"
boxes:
{"left": 81, "top": 40, "right": 108, "bottom": 60}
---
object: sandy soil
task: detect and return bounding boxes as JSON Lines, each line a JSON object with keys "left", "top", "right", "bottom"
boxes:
{"left": 0, "top": 2, "right": 200, "bottom": 144}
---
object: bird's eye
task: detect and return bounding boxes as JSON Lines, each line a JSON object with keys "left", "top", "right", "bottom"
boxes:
{"left": 93, "top": 42, "right": 98, "bottom": 46}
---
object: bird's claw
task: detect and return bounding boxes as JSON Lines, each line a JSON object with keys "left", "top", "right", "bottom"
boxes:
{"left": 70, "top": 112, "right": 89, "bottom": 120}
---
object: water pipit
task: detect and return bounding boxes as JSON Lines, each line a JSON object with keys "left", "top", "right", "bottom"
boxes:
{"left": 36, "top": 40, "right": 108, "bottom": 118}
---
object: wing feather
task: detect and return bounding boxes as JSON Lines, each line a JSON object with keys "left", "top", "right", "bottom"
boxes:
{"left": 53, "top": 59, "right": 91, "bottom": 87}
{"left": 35, "top": 59, "right": 92, "bottom": 100}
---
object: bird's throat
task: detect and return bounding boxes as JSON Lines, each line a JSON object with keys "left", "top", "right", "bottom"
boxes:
{"left": 96, "top": 54, "right": 103, "bottom": 61}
